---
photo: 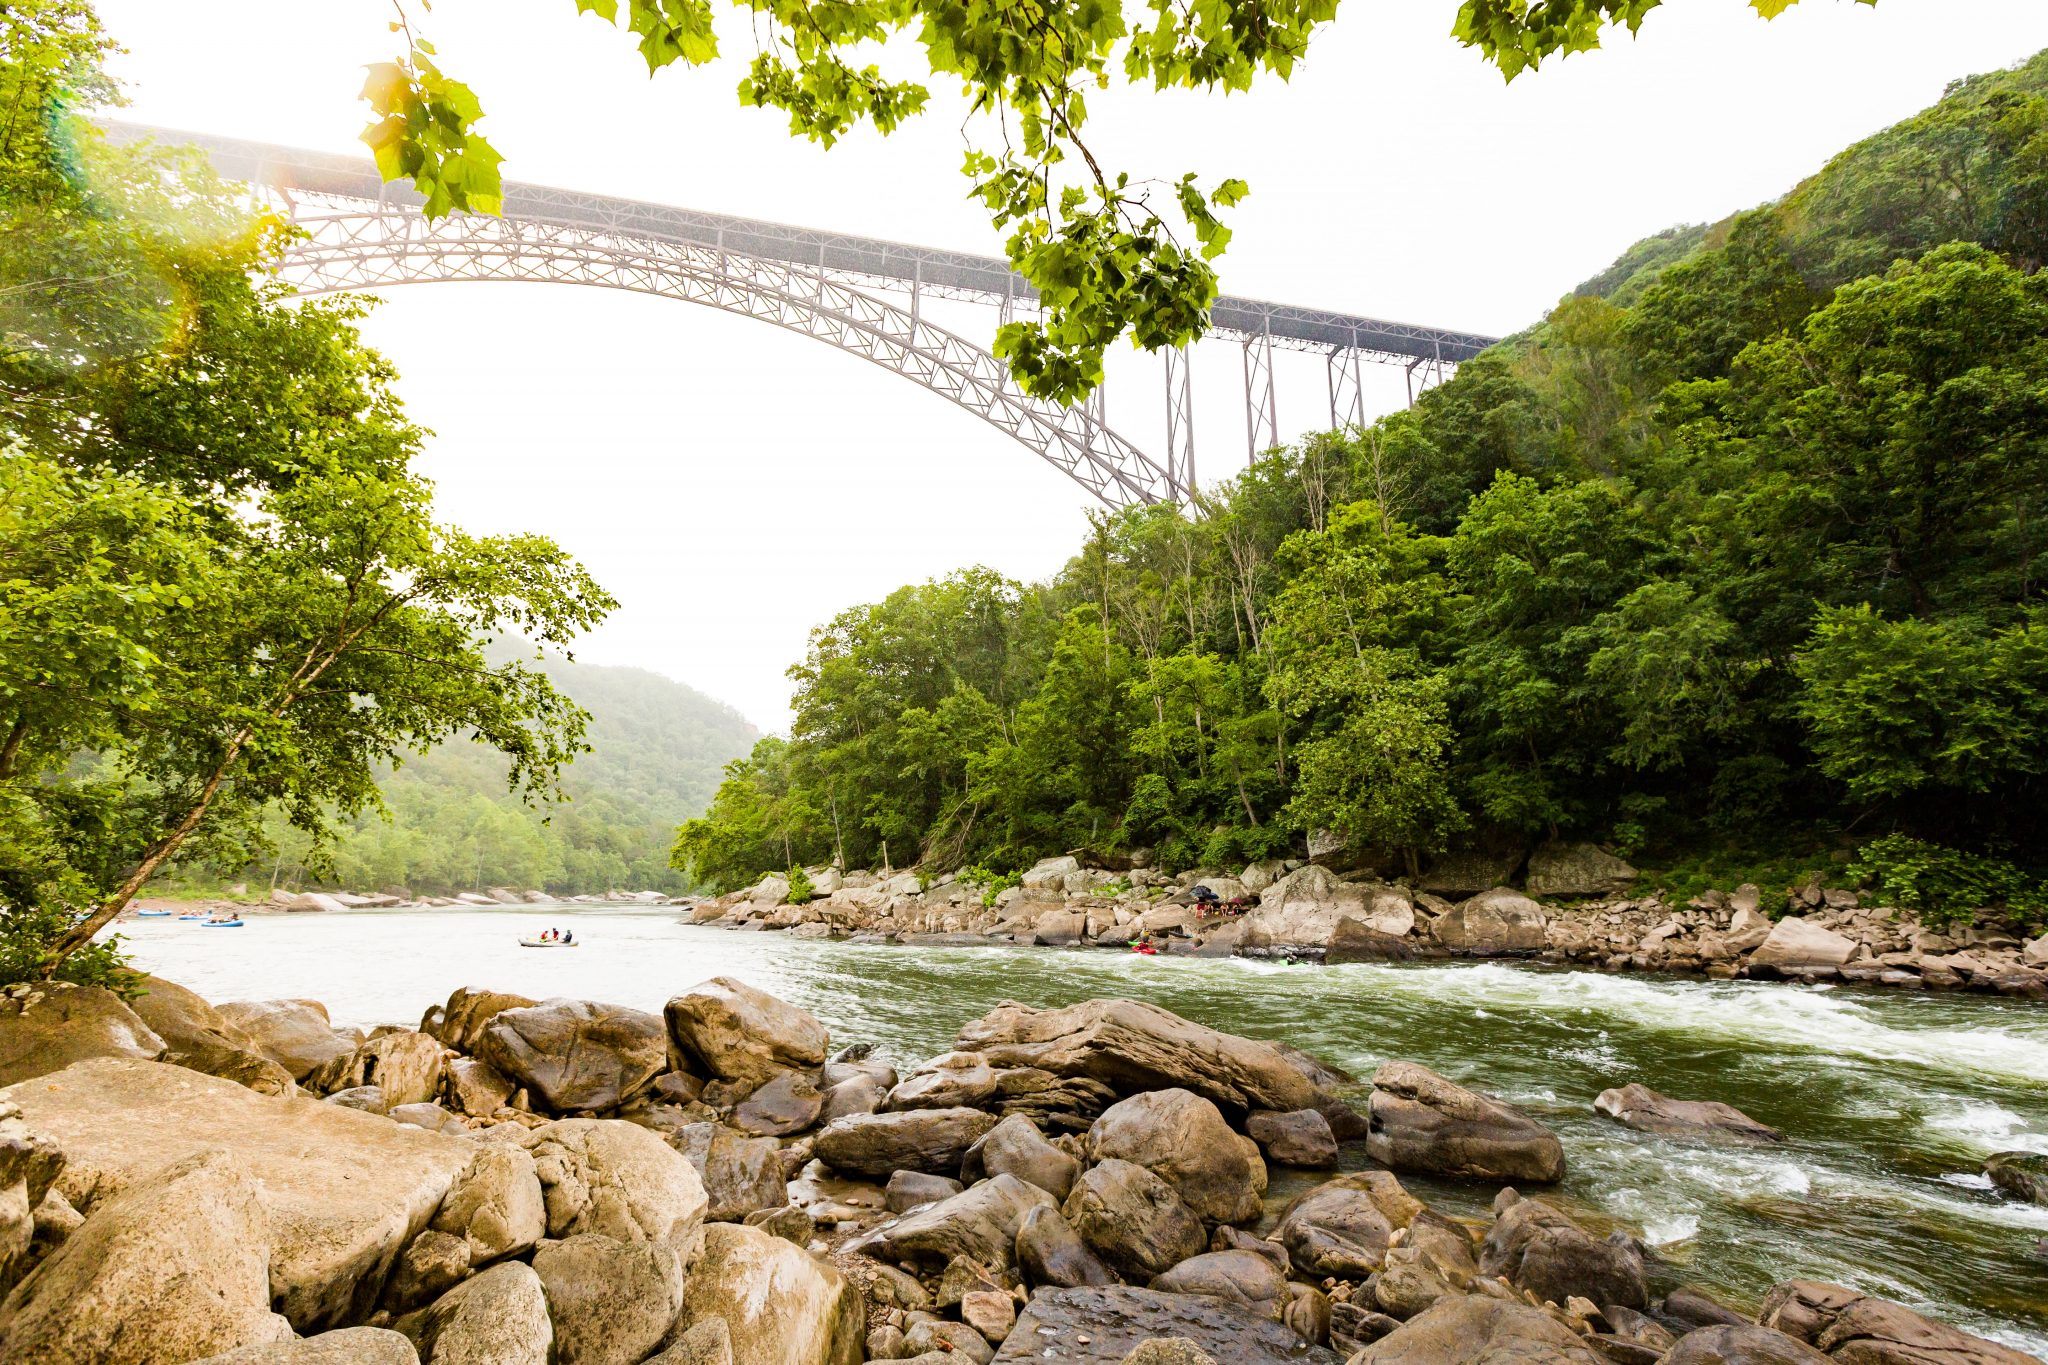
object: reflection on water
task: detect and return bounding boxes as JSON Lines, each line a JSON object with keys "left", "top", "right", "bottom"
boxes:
{"left": 122, "top": 907, "right": 2048, "bottom": 1350}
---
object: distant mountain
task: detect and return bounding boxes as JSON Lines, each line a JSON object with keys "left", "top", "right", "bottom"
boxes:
{"left": 277, "top": 651, "right": 758, "bottom": 896}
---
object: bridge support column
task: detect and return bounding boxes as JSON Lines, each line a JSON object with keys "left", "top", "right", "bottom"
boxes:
{"left": 1327, "top": 345, "right": 1365, "bottom": 431}
{"left": 1164, "top": 346, "right": 1194, "bottom": 501}
{"left": 1243, "top": 327, "right": 1277, "bottom": 462}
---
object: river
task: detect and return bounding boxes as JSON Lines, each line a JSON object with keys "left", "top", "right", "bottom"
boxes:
{"left": 121, "top": 905, "right": 2048, "bottom": 1352}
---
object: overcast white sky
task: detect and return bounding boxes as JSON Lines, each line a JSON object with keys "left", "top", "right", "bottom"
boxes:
{"left": 94, "top": 0, "right": 2048, "bottom": 729}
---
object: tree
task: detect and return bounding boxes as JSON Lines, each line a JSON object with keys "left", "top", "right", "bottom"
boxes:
{"left": 356, "top": 0, "right": 1872, "bottom": 402}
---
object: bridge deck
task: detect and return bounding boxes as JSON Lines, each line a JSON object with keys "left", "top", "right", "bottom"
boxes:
{"left": 102, "top": 122, "right": 1495, "bottom": 365}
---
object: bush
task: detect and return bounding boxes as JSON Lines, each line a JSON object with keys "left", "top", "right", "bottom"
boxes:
{"left": 0, "top": 907, "right": 138, "bottom": 992}
{"left": 962, "top": 863, "right": 1021, "bottom": 908}
{"left": 1847, "top": 835, "right": 2048, "bottom": 930}
{"left": 785, "top": 866, "right": 816, "bottom": 905}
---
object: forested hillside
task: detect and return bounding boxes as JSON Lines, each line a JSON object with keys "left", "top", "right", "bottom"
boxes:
{"left": 251, "top": 654, "right": 757, "bottom": 896}
{"left": 675, "top": 52, "right": 2048, "bottom": 918}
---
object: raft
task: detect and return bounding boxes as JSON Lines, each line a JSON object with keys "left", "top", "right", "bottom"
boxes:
{"left": 519, "top": 937, "right": 579, "bottom": 948}
{"left": 134, "top": 910, "right": 172, "bottom": 918}
{"left": 200, "top": 919, "right": 245, "bottom": 927}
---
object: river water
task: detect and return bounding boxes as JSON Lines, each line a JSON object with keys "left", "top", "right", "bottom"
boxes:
{"left": 122, "top": 906, "right": 2048, "bottom": 1352}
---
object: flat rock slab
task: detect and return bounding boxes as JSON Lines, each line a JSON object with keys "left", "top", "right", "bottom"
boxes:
{"left": 991, "top": 1286, "right": 1339, "bottom": 1365}
{"left": 0, "top": 1058, "right": 474, "bottom": 1330}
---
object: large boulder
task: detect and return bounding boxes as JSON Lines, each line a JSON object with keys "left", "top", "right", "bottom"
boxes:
{"left": 954, "top": 999, "right": 1335, "bottom": 1118}
{"left": 674, "top": 1223, "right": 865, "bottom": 1365}
{"left": 664, "top": 979, "right": 828, "bottom": 1091}
{"left": 1748, "top": 920, "right": 1856, "bottom": 976}
{"left": 0, "top": 1148, "right": 293, "bottom": 1365}
{"left": 396, "top": 1260, "right": 552, "bottom": 1365}
{"left": 1657, "top": 1324, "right": 1831, "bottom": 1364}
{"left": 1434, "top": 889, "right": 1548, "bottom": 956}
{"left": 1245, "top": 1110, "right": 1338, "bottom": 1168}
{"left": 812, "top": 1107, "right": 998, "bottom": 1179}
{"left": 1366, "top": 1061, "right": 1564, "bottom": 1183}
{"left": 732, "top": 1072, "right": 825, "bottom": 1136}
{"left": 1419, "top": 849, "right": 1524, "bottom": 898}
{"left": 478, "top": 1000, "right": 666, "bottom": 1114}
{"left": 1086, "top": 1089, "right": 1266, "bottom": 1225}
{"left": 672, "top": 1122, "right": 787, "bottom": 1222}
{"left": 1524, "top": 843, "right": 1637, "bottom": 898}
{"left": 1272, "top": 1178, "right": 1396, "bottom": 1279}
{"left": 963, "top": 1114, "right": 1081, "bottom": 1200}
{"left": 1015, "top": 1204, "right": 1116, "bottom": 1289}
{"left": 988, "top": 1285, "right": 1341, "bottom": 1364}
{"left": 1150, "top": 1249, "right": 1289, "bottom": 1319}
{"left": 1347, "top": 1295, "right": 1603, "bottom": 1364}
{"left": 1985, "top": 1151, "right": 2048, "bottom": 1206}
{"left": 850, "top": 1172, "right": 1054, "bottom": 1272}
{"left": 1593, "top": 1084, "right": 1782, "bottom": 1145}
{"left": 1480, "top": 1192, "right": 1646, "bottom": 1309}
{"left": 0, "top": 983, "right": 166, "bottom": 1087}
{"left": 127, "top": 977, "right": 295, "bottom": 1097}
{"left": 350, "top": 1031, "right": 447, "bottom": 1108}
{"left": 427, "top": 987, "right": 539, "bottom": 1054}
{"left": 1, "top": 1057, "right": 472, "bottom": 1329}
{"left": 523, "top": 1117, "right": 708, "bottom": 1245}
{"left": 1238, "top": 880, "right": 1416, "bottom": 954}
{"left": 0, "top": 1098, "right": 64, "bottom": 1295}
{"left": 532, "top": 1233, "right": 687, "bottom": 1365}
{"left": 188, "top": 1327, "right": 423, "bottom": 1364}
{"left": 216, "top": 1000, "right": 357, "bottom": 1081}
{"left": 886, "top": 1052, "right": 999, "bottom": 1112}
{"left": 1063, "top": 1158, "right": 1207, "bottom": 1282}
{"left": 429, "top": 1144, "right": 546, "bottom": 1266}
{"left": 1756, "top": 1281, "right": 2037, "bottom": 1365}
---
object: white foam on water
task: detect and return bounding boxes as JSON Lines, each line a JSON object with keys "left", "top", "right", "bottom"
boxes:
{"left": 1925, "top": 1101, "right": 2048, "bottom": 1154}
{"left": 1942, "top": 1173, "right": 1997, "bottom": 1191}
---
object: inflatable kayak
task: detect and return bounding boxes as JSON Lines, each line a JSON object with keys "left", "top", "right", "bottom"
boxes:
{"left": 177, "top": 913, "right": 208, "bottom": 921}
{"left": 201, "top": 919, "right": 245, "bottom": 927}
{"left": 134, "top": 909, "right": 172, "bottom": 918}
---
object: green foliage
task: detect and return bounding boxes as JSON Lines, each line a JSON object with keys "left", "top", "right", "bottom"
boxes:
{"left": 960, "top": 863, "right": 1021, "bottom": 908}
{"left": 670, "top": 52, "right": 2048, "bottom": 928}
{"left": 353, "top": 0, "right": 1847, "bottom": 402}
{"left": 0, "top": 905, "right": 134, "bottom": 990}
{"left": 784, "top": 864, "right": 815, "bottom": 905}
{"left": 1848, "top": 835, "right": 2048, "bottom": 930}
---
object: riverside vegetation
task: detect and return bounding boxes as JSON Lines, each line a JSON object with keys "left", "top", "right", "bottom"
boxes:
{"left": 675, "top": 49, "right": 2048, "bottom": 935}
{"left": 2, "top": 972, "right": 2043, "bottom": 1365}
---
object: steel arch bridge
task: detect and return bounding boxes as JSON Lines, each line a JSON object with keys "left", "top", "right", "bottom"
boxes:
{"left": 105, "top": 122, "right": 1496, "bottom": 509}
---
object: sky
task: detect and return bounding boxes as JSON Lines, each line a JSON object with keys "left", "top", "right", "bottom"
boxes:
{"left": 93, "top": 0, "right": 2048, "bottom": 730}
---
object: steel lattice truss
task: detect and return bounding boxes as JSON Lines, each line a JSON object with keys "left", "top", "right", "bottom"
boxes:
{"left": 287, "top": 199, "right": 1180, "bottom": 507}
{"left": 104, "top": 122, "right": 1498, "bottom": 507}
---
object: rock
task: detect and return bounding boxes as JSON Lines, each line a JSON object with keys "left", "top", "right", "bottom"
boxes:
{"left": 1150, "top": 1249, "right": 1289, "bottom": 1318}
{"left": 964, "top": 1113, "right": 1081, "bottom": 1200}
{"left": 217, "top": 1000, "right": 355, "bottom": 1081}
{"left": 1481, "top": 1193, "right": 1647, "bottom": 1309}
{"left": 1748, "top": 919, "right": 1855, "bottom": 975}
{"left": 1757, "top": 1280, "right": 2038, "bottom": 1365}
{"left": 328, "top": 1086, "right": 388, "bottom": 1114}
{"left": 396, "top": 1260, "right": 551, "bottom": 1365}
{"left": 1348, "top": 1295, "right": 1604, "bottom": 1364}
{"left": 674, "top": 1223, "right": 864, "bottom": 1365}
{"left": 818, "top": 1073, "right": 888, "bottom": 1125}
{"left": 188, "top": 1327, "right": 422, "bottom": 1364}
{"left": 1419, "top": 849, "right": 1524, "bottom": 898}
{"left": 390, "top": 1103, "right": 467, "bottom": 1135}
{"left": 649, "top": 1318, "right": 735, "bottom": 1365}
{"left": 988, "top": 1285, "right": 1340, "bottom": 1364}
{"left": 851, "top": 1173, "right": 1056, "bottom": 1271}
{"left": 1593, "top": 1084, "right": 1783, "bottom": 1145}
{"left": 1033, "top": 910, "right": 1087, "bottom": 946}
{"left": 0, "top": 1148, "right": 293, "bottom": 1365}
{"left": 380, "top": 1229, "right": 470, "bottom": 1314}
{"left": 352, "top": 1031, "right": 446, "bottom": 1108}
{"left": 1724, "top": 909, "right": 1773, "bottom": 954}
{"left": 888, "top": 1052, "right": 1000, "bottom": 1111}
{"left": 532, "top": 1233, "right": 686, "bottom": 1365}
{"left": 1022, "top": 856, "right": 1081, "bottom": 889}
{"left": 1063, "top": 1158, "right": 1206, "bottom": 1281}
{"left": 1986, "top": 1151, "right": 2048, "bottom": 1205}
{"left": 3, "top": 1057, "right": 471, "bottom": 1329}
{"left": 907, "top": 1319, "right": 995, "bottom": 1363}
{"left": 523, "top": 1117, "right": 707, "bottom": 1244}
{"left": 1657, "top": 1324, "right": 1831, "bottom": 1364}
{"left": 429, "top": 1144, "right": 546, "bottom": 1266}
{"left": 428, "top": 988, "right": 539, "bottom": 1054}
{"left": 886, "top": 1170, "right": 964, "bottom": 1211}
{"left": 1015, "top": 1203, "right": 1116, "bottom": 1288}
{"left": 812, "top": 1107, "right": 998, "bottom": 1179}
{"left": 1663, "top": 1288, "right": 1753, "bottom": 1332}
{"left": 956, "top": 998, "right": 1338, "bottom": 1119}
{"left": 0, "top": 1099, "right": 64, "bottom": 1294}
{"left": 1246, "top": 1110, "right": 1337, "bottom": 1168}
{"left": 672, "top": 1123, "right": 788, "bottom": 1222}
{"left": 1371, "top": 1244, "right": 1462, "bottom": 1320}
{"left": 733, "top": 1072, "right": 825, "bottom": 1136}
{"left": 744, "top": 1204, "right": 816, "bottom": 1244}
{"left": 443, "top": 1059, "right": 514, "bottom": 1118}
{"left": 1366, "top": 1061, "right": 1564, "bottom": 1183}
{"left": 1272, "top": 1178, "right": 1395, "bottom": 1278}
{"left": 1238, "top": 882, "right": 1416, "bottom": 954}
{"left": 1525, "top": 843, "right": 1637, "bottom": 898}
{"left": 0, "top": 984, "right": 166, "bottom": 1087}
{"left": 128, "top": 976, "right": 295, "bottom": 1097}
{"left": 665, "top": 979, "right": 829, "bottom": 1091}
{"left": 1087, "top": 1088, "right": 1266, "bottom": 1225}
{"left": 1435, "top": 889, "right": 1549, "bottom": 956}
{"left": 1123, "top": 1342, "right": 1217, "bottom": 1365}
{"left": 477, "top": 1000, "right": 666, "bottom": 1114}
{"left": 964, "top": 1291, "right": 1017, "bottom": 1345}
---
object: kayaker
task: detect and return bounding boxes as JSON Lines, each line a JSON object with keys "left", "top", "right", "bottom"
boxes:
{"left": 563, "top": 929, "right": 574, "bottom": 945}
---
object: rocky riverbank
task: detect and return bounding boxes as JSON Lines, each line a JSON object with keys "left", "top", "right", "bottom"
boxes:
{"left": 687, "top": 854, "right": 2048, "bottom": 999}
{"left": 130, "top": 886, "right": 678, "bottom": 918}
{"left": 0, "top": 972, "right": 2042, "bottom": 1365}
